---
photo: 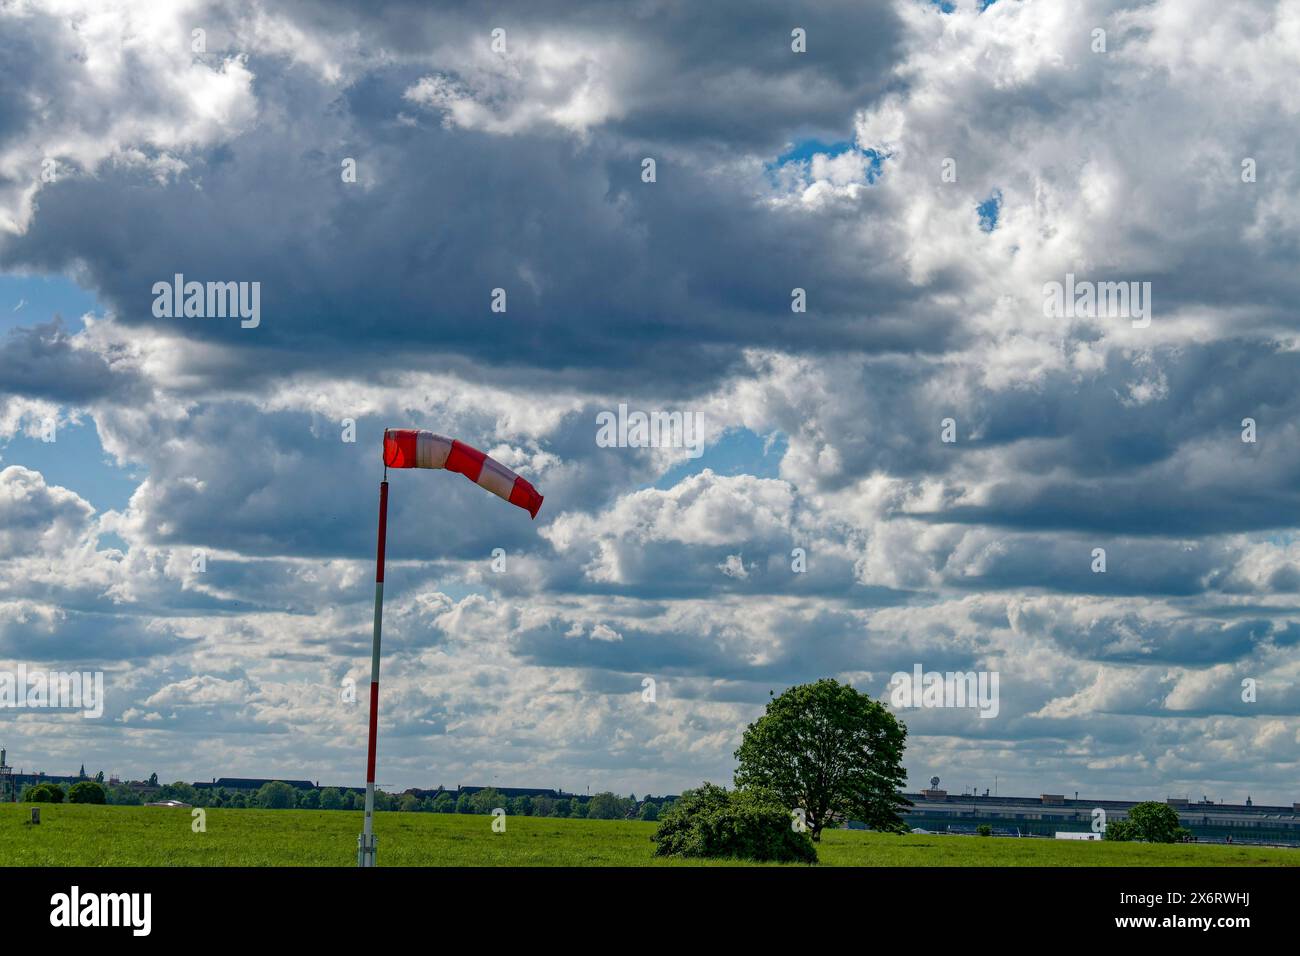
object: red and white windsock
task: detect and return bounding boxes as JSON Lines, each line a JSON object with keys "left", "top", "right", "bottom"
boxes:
{"left": 382, "top": 428, "right": 544, "bottom": 519}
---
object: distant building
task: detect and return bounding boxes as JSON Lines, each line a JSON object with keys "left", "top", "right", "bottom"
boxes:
{"left": 192, "top": 777, "right": 318, "bottom": 792}
{"left": 900, "top": 792, "right": 1300, "bottom": 846}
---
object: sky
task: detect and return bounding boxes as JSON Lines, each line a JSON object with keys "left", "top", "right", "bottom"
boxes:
{"left": 1, "top": 0, "right": 1298, "bottom": 803}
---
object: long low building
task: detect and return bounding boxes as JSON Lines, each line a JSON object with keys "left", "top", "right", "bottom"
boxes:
{"left": 899, "top": 790, "right": 1300, "bottom": 845}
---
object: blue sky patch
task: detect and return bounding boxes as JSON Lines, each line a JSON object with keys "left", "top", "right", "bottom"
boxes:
{"left": 1, "top": 418, "right": 142, "bottom": 513}
{"left": 977, "top": 189, "right": 1003, "bottom": 232}
{"left": 653, "top": 427, "right": 787, "bottom": 491}
{"left": 0, "top": 272, "right": 101, "bottom": 334}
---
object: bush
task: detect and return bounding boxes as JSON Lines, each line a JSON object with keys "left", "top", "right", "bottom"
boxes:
{"left": 1103, "top": 819, "right": 1140, "bottom": 842}
{"left": 1126, "top": 802, "right": 1185, "bottom": 844}
{"left": 255, "top": 781, "right": 297, "bottom": 809}
{"left": 587, "top": 791, "right": 632, "bottom": 820}
{"left": 107, "top": 785, "right": 141, "bottom": 806}
{"left": 1104, "top": 803, "right": 1187, "bottom": 843}
{"left": 25, "top": 783, "right": 65, "bottom": 803}
{"left": 976, "top": 823, "right": 992, "bottom": 837}
{"left": 652, "top": 782, "right": 817, "bottom": 864}
{"left": 68, "top": 781, "right": 107, "bottom": 804}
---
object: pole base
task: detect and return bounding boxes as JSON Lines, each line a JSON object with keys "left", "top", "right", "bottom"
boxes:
{"left": 357, "top": 832, "right": 377, "bottom": 867}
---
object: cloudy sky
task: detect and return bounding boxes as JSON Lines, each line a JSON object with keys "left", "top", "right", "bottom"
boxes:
{"left": 2, "top": 0, "right": 1298, "bottom": 803}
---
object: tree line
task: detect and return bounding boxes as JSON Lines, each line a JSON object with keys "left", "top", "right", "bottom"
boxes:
{"left": 23, "top": 778, "right": 672, "bottom": 820}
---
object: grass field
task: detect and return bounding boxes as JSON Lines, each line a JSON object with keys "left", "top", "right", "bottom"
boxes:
{"left": 3, "top": 804, "right": 1297, "bottom": 866}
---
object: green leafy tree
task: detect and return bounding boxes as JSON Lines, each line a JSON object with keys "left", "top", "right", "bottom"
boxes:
{"left": 25, "top": 783, "right": 64, "bottom": 803}
{"left": 69, "top": 781, "right": 107, "bottom": 804}
{"left": 509, "top": 795, "right": 533, "bottom": 816}
{"left": 399, "top": 793, "right": 421, "bottom": 812}
{"left": 734, "top": 678, "right": 910, "bottom": 841}
{"left": 1124, "top": 802, "right": 1185, "bottom": 844}
{"left": 586, "top": 792, "right": 628, "bottom": 820}
{"left": 431, "top": 792, "right": 455, "bottom": 813}
{"left": 638, "top": 800, "right": 660, "bottom": 822}
{"left": 320, "top": 788, "right": 344, "bottom": 810}
{"left": 1103, "top": 819, "right": 1139, "bottom": 842}
{"left": 299, "top": 789, "right": 321, "bottom": 810}
{"left": 107, "top": 785, "right": 141, "bottom": 806}
{"left": 976, "top": 823, "right": 992, "bottom": 837}
{"left": 469, "top": 788, "right": 504, "bottom": 814}
{"left": 569, "top": 797, "right": 587, "bottom": 818}
{"left": 160, "top": 781, "right": 199, "bottom": 803}
{"left": 255, "top": 781, "right": 297, "bottom": 809}
{"left": 652, "top": 783, "right": 817, "bottom": 863}
{"left": 531, "top": 795, "right": 556, "bottom": 817}
{"left": 228, "top": 791, "right": 248, "bottom": 809}
{"left": 148, "top": 773, "right": 159, "bottom": 787}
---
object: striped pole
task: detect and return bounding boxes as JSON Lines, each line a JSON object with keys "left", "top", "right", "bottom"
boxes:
{"left": 358, "top": 478, "right": 388, "bottom": 867}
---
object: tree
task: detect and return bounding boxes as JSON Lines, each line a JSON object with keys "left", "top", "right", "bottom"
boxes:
{"left": 160, "top": 781, "right": 198, "bottom": 804}
{"left": 1103, "top": 819, "right": 1139, "bottom": 842}
{"left": 299, "top": 789, "right": 321, "bottom": 810}
{"left": 586, "top": 792, "right": 627, "bottom": 820}
{"left": 638, "top": 800, "right": 660, "bottom": 822}
{"left": 25, "top": 783, "right": 65, "bottom": 803}
{"left": 255, "top": 781, "right": 296, "bottom": 809}
{"left": 469, "top": 788, "right": 503, "bottom": 815}
{"left": 107, "top": 784, "right": 140, "bottom": 806}
{"left": 510, "top": 795, "right": 533, "bottom": 817}
{"left": 148, "top": 773, "right": 159, "bottom": 787}
{"left": 976, "top": 823, "right": 992, "bottom": 837}
{"left": 320, "top": 788, "right": 344, "bottom": 810}
{"left": 431, "top": 792, "right": 455, "bottom": 814}
{"left": 94, "top": 771, "right": 105, "bottom": 783}
{"left": 568, "top": 797, "right": 587, "bottom": 818}
{"left": 399, "top": 793, "right": 422, "bottom": 812}
{"left": 531, "top": 795, "right": 556, "bottom": 817}
{"left": 1123, "top": 802, "right": 1186, "bottom": 844}
{"left": 455, "top": 793, "right": 474, "bottom": 814}
{"left": 652, "top": 783, "right": 817, "bottom": 863}
{"left": 69, "top": 781, "right": 107, "bottom": 804}
{"left": 734, "top": 678, "right": 910, "bottom": 841}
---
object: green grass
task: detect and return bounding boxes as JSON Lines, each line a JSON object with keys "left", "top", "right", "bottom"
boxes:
{"left": 2, "top": 804, "right": 1296, "bottom": 866}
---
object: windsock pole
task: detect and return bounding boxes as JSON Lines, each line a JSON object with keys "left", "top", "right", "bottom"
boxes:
{"left": 358, "top": 475, "right": 388, "bottom": 867}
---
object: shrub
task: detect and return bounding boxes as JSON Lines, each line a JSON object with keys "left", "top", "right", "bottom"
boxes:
{"left": 68, "top": 781, "right": 107, "bottom": 804}
{"left": 652, "top": 782, "right": 817, "bottom": 864}
{"left": 976, "top": 823, "right": 992, "bottom": 837}
{"left": 1103, "top": 819, "right": 1140, "bottom": 842}
{"left": 255, "top": 781, "right": 296, "bottom": 809}
{"left": 25, "top": 783, "right": 65, "bottom": 803}
{"left": 1126, "top": 802, "right": 1185, "bottom": 844}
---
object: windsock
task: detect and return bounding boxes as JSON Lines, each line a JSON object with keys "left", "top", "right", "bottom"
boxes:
{"left": 382, "top": 428, "right": 544, "bottom": 519}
